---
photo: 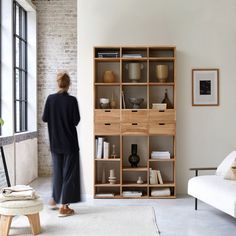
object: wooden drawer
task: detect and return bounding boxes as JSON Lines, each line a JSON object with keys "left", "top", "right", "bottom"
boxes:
{"left": 122, "top": 110, "right": 148, "bottom": 122}
{"left": 149, "top": 109, "right": 176, "bottom": 122}
{"left": 149, "top": 122, "right": 175, "bottom": 135}
{"left": 121, "top": 123, "right": 148, "bottom": 135}
{"left": 95, "top": 123, "right": 120, "bottom": 135}
{"left": 95, "top": 109, "right": 120, "bottom": 123}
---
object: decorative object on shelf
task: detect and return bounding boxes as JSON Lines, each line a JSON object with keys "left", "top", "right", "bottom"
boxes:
{"left": 102, "top": 168, "right": 106, "bottom": 184}
{"left": 192, "top": 68, "right": 219, "bottom": 106}
{"left": 108, "top": 169, "right": 116, "bottom": 184}
{"left": 110, "top": 91, "right": 116, "bottom": 109}
{"left": 152, "top": 103, "right": 167, "bottom": 111}
{"left": 99, "top": 98, "right": 110, "bottom": 109}
{"left": 137, "top": 176, "right": 144, "bottom": 184}
{"left": 111, "top": 144, "right": 117, "bottom": 158}
{"left": 129, "top": 144, "right": 140, "bottom": 168}
{"left": 103, "top": 70, "right": 116, "bottom": 83}
{"left": 156, "top": 64, "right": 168, "bottom": 82}
{"left": 128, "top": 97, "right": 144, "bottom": 109}
{"left": 161, "top": 89, "right": 173, "bottom": 109}
{"left": 126, "top": 63, "right": 144, "bottom": 82}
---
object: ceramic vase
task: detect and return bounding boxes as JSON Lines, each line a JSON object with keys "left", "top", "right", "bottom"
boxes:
{"left": 128, "top": 144, "right": 140, "bottom": 168}
{"left": 156, "top": 65, "right": 168, "bottom": 83}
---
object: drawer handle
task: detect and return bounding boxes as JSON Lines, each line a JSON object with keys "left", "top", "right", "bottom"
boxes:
{"left": 132, "top": 110, "right": 138, "bottom": 113}
{"left": 159, "top": 110, "right": 165, "bottom": 112}
{"left": 104, "top": 110, "right": 111, "bottom": 112}
{"left": 159, "top": 123, "right": 165, "bottom": 125}
{"left": 104, "top": 123, "right": 111, "bottom": 126}
{"left": 132, "top": 123, "right": 138, "bottom": 125}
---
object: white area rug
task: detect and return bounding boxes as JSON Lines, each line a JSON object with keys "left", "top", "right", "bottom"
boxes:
{"left": 10, "top": 206, "right": 160, "bottom": 236}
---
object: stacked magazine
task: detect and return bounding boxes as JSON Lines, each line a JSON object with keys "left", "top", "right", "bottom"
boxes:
{"left": 122, "top": 191, "right": 142, "bottom": 197}
{"left": 151, "top": 151, "right": 170, "bottom": 159}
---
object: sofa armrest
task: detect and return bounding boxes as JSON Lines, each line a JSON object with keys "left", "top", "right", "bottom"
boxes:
{"left": 189, "top": 167, "right": 217, "bottom": 176}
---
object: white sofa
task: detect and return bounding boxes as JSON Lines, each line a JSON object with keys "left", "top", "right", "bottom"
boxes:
{"left": 188, "top": 151, "right": 236, "bottom": 218}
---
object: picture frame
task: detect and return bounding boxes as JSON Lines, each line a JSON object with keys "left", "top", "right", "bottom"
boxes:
{"left": 192, "top": 68, "right": 219, "bottom": 106}
{"left": 0, "top": 146, "right": 11, "bottom": 188}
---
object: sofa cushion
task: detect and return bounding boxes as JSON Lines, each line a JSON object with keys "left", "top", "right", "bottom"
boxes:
{"left": 188, "top": 175, "right": 236, "bottom": 217}
{"left": 216, "top": 151, "right": 236, "bottom": 176}
{"left": 224, "top": 158, "right": 236, "bottom": 180}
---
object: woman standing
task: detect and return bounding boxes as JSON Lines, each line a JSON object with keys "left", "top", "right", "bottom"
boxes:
{"left": 42, "top": 72, "right": 80, "bottom": 217}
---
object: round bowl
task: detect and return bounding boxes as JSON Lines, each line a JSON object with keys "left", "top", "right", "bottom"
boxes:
{"left": 100, "top": 102, "right": 110, "bottom": 109}
{"left": 100, "top": 98, "right": 109, "bottom": 104}
{"left": 128, "top": 97, "right": 144, "bottom": 109}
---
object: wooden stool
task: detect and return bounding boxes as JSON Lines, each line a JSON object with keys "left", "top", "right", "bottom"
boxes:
{"left": 0, "top": 198, "right": 43, "bottom": 236}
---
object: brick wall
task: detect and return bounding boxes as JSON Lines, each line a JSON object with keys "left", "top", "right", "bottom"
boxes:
{"left": 34, "top": 0, "right": 77, "bottom": 175}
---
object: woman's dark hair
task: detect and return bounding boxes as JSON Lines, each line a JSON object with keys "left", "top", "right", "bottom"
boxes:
{"left": 57, "top": 72, "right": 70, "bottom": 92}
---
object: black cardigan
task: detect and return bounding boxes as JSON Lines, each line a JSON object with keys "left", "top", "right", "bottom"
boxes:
{"left": 42, "top": 92, "right": 80, "bottom": 154}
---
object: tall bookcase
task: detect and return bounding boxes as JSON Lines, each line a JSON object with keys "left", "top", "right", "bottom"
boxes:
{"left": 94, "top": 46, "right": 176, "bottom": 199}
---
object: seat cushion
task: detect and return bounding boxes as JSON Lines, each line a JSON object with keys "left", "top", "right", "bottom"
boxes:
{"left": 188, "top": 175, "right": 236, "bottom": 217}
{"left": 0, "top": 198, "right": 43, "bottom": 216}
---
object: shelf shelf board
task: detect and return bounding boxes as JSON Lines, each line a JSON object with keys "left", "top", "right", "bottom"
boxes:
{"left": 122, "top": 195, "right": 148, "bottom": 199}
{"left": 121, "top": 58, "right": 148, "bottom": 61}
{"left": 123, "top": 167, "right": 148, "bottom": 171}
{"left": 94, "top": 195, "right": 122, "bottom": 199}
{"left": 94, "top": 83, "right": 120, "bottom": 86}
{"left": 95, "top": 158, "right": 120, "bottom": 161}
{"left": 149, "top": 57, "right": 175, "bottom": 61}
{"left": 149, "top": 183, "right": 175, "bottom": 187}
{"left": 121, "top": 82, "right": 148, "bottom": 86}
{"left": 149, "top": 158, "right": 175, "bottom": 162}
{"left": 148, "top": 82, "right": 174, "bottom": 86}
{"left": 122, "top": 183, "right": 148, "bottom": 187}
{"left": 95, "top": 183, "right": 121, "bottom": 187}
{"left": 149, "top": 195, "right": 176, "bottom": 199}
{"left": 95, "top": 58, "right": 120, "bottom": 62}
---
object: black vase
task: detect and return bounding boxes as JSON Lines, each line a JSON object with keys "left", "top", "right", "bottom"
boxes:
{"left": 129, "top": 144, "right": 140, "bottom": 168}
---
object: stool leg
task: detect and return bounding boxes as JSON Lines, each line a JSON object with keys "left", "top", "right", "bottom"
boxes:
{"left": 0, "top": 215, "right": 13, "bottom": 236}
{"left": 26, "top": 213, "right": 41, "bottom": 235}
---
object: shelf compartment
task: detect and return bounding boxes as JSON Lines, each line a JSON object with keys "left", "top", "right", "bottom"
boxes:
{"left": 121, "top": 47, "right": 148, "bottom": 58}
{"left": 95, "top": 161, "right": 120, "bottom": 185}
{"left": 149, "top": 158, "right": 175, "bottom": 162}
{"left": 95, "top": 123, "right": 120, "bottom": 135}
{"left": 149, "top": 186, "right": 175, "bottom": 198}
{"left": 95, "top": 85, "right": 120, "bottom": 109}
{"left": 121, "top": 123, "right": 148, "bottom": 135}
{"left": 122, "top": 183, "right": 148, "bottom": 187}
{"left": 149, "top": 82, "right": 174, "bottom": 86}
{"left": 95, "top": 61, "right": 120, "bottom": 83}
{"left": 149, "top": 47, "right": 175, "bottom": 58}
{"left": 95, "top": 186, "right": 121, "bottom": 199}
{"left": 149, "top": 86, "right": 174, "bottom": 109}
{"left": 122, "top": 61, "right": 147, "bottom": 83}
{"left": 122, "top": 85, "right": 147, "bottom": 109}
{"left": 95, "top": 109, "right": 120, "bottom": 123}
{"left": 95, "top": 47, "right": 120, "bottom": 59}
{"left": 149, "top": 61, "right": 174, "bottom": 83}
{"left": 95, "top": 135, "right": 120, "bottom": 159}
{"left": 149, "top": 122, "right": 175, "bottom": 135}
{"left": 149, "top": 109, "right": 175, "bottom": 122}
{"left": 122, "top": 186, "right": 147, "bottom": 198}
{"left": 122, "top": 110, "right": 148, "bottom": 123}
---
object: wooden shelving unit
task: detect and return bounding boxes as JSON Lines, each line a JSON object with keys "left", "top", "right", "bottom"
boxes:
{"left": 94, "top": 46, "right": 176, "bottom": 199}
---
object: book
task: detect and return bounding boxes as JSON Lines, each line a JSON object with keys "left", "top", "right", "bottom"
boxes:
{"left": 95, "top": 138, "right": 98, "bottom": 158}
{"left": 97, "top": 137, "right": 104, "bottom": 159}
{"left": 151, "top": 188, "right": 170, "bottom": 197}
{"left": 150, "top": 168, "right": 158, "bottom": 185}
{"left": 97, "top": 52, "right": 119, "bottom": 58}
{"left": 122, "top": 54, "right": 142, "bottom": 58}
{"left": 95, "top": 193, "right": 115, "bottom": 197}
{"left": 151, "top": 151, "right": 170, "bottom": 159}
{"left": 122, "top": 191, "right": 142, "bottom": 197}
{"left": 157, "top": 170, "right": 163, "bottom": 184}
{"left": 103, "top": 141, "right": 110, "bottom": 159}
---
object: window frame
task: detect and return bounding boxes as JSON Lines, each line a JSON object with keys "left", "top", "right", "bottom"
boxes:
{"left": 13, "top": 0, "right": 28, "bottom": 133}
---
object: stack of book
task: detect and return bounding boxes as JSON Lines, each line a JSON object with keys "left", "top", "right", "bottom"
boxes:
{"left": 95, "top": 137, "right": 110, "bottom": 159}
{"left": 150, "top": 168, "right": 163, "bottom": 184}
{"left": 97, "top": 52, "right": 119, "bottom": 58}
{"left": 95, "top": 193, "right": 115, "bottom": 197}
{"left": 122, "top": 54, "right": 142, "bottom": 58}
{"left": 151, "top": 188, "right": 171, "bottom": 197}
{"left": 151, "top": 151, "right": 170, "bottom": 159}
{"left": 122, "top": 191, "right": 142, "bottom": 197}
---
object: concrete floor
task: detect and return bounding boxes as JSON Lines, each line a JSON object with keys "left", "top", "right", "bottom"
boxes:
{"left": 19, "top": 177, "right": 236, "bottom": 236}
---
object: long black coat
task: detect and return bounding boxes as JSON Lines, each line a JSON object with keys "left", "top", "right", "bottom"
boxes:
{"left": 42, "top": 92, "right": 80, "bottom": 154}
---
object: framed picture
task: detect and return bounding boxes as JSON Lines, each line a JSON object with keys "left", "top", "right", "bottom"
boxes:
{"left": 192, "top": 69, "right": 219, "bottom": 106}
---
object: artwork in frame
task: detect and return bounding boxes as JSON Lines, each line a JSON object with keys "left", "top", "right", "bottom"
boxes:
{"left": 192, "top": 69, "right": 219, "bottom": 106}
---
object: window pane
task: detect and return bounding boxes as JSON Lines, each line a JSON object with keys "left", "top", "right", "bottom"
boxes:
{"left": 15, "top": 101, "right": 20, "bottom": 132}
{"left": 21, "top": 10, "right": 26, "bottom": 40}
{"left": 21, "top": 102, "right": 26, "bottom": 131}
{"left": 15, "top": 37, "right": 20, "bottom": 68}
{"left": 21, "top": 41, "right": 26, "bottom": 70}
{"left": 15, "top": 69, "right": 20, "bottom": 100}
{"left": 21, "top": 72, "right": 26, "bottom": 100}
{"left": 15, "top": 5, "right": 19, "bottom": 36}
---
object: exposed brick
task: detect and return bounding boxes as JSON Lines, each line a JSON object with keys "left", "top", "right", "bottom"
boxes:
{"left": 34, "top": 0, "right": 77, "bottom": 176}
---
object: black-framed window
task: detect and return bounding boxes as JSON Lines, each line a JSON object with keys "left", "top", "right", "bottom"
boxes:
{"left": 13, "top": 1, "right": 27, "bottom": 133}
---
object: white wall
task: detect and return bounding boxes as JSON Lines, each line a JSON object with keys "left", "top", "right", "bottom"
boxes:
{"left": 78, "top": 0, "right": 236, "bottom": 195}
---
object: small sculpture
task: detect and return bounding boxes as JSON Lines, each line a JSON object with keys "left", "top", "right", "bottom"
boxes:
{"left": 128, "top": 144, "right": 140, "bottom": 167}
{"left": 108, "top": 169, "right": 116, "bottom": 184}
{"left": 137, "top": 176, "right": 144, "bottom": 184}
